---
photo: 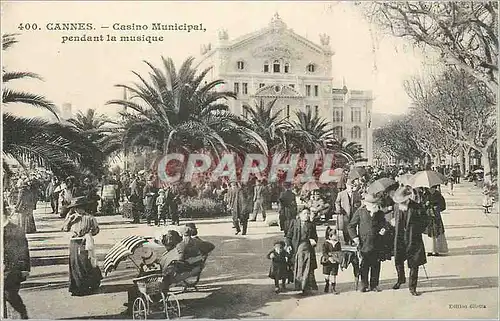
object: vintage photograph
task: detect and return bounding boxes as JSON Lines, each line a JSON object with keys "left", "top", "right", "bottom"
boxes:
{"left": 1, "top": 1, "right": 498, "bottom": 319}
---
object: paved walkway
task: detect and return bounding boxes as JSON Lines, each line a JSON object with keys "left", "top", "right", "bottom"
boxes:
{"left": 10, "top": 182, "right": 499, "bottom": 319}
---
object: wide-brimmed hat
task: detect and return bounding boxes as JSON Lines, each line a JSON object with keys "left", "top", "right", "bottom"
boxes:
{"left": 392, "top": 186, "right": 412, "bottom": 203}
{"left": 66, "top": 196, "right": 93, "bottom": 209}
{"left": 158, "top": 189, "right": 165, "bottom": 194}
{"left": 363, "top": 193, "right": 382, "bottom": 204}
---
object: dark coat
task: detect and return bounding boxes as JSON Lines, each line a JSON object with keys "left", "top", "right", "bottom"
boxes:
{"left": 267, "top": 249, "right": 288, "bottom": 279}
{"left": 3, "top": 222, "right": 31, "bottom": 288}
{"left": 424, "top": 191, "right": 446, "bottom": 237}
{"left": 392, "top": 201, "right": 429, "bottom": 268}
{"left": 278, "top": 189, "right": 297, "bottom": 220}
{"left": 347, "top": 206, "right": 387, "bottom": 254}
{"left": 286, "top": 219, "right": 318, "bottom": 270}
{"left": 227, "top": 187, "right": 248, "bottom": 220}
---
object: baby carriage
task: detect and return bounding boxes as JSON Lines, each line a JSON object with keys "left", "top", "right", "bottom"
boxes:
{"left": 100, "top": 184, "right": 117, "bottom": 216}
{"left": 131, "top": 257, "right": 207, "bottom": 320}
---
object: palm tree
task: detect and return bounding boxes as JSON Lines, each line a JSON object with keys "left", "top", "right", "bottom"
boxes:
{"left": 241, "top": 99, "right": 290, "bottom": 155}
{"left": 2, "top": 34, "right": 102, "bottom": 177}
{"left": 287, "top": 110, "right": 335, "bottom": 154}
{"left": 67, "top": 108, "right": 121, "bottom": 157}
{"left": 328, "top": 138, "right": 367, "bottom": 164}
{"left": 108, "top": 56, "right": 267, "bottom": 160}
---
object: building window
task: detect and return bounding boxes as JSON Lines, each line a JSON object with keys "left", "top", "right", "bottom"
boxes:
{"left": 289, "top": 84, "right": 295, "bottom": 89}
{"left": 234, "top": 82, "right": 239, "bottom": 94}
{"left": 314, "top": 85, "right": 319, "bottom": 97}
{"left": 351, "top": 108, "right": 361, "bottom": 122}
{"left": 286, "top": 105, "right": 290, "bottom": 119}
{"left": 284, "top": 63, "right": 290, "bottom": 73}
{"left": 305, "top": 105, "right": 311, "bottom": 114}
{"left": 242, "top": 83, "right": 248, "bottom": 95}
{"left": 264, "top": 61, "right": 269, "bottom": 73}
{"left": 314, "top": 105, "right": 319, "bottom": 116}
{"left": 333, "top": 108, "right": 343, "bottom": 122}
{"left": 333, "top": 126, "right": 343, "bottom": 138}
{"left": 351, "top": 126, "right": 361, "bottom": 139}
{"left": 307, "top": 63, "right": 316, "bottom": 72}
{"left": 305, "top": 85, "right": 311, "bottom": 96}
{"left": 273, "top": 60, "right": 281, "bottom": 73}
{"left": 259, "top": 83, "right": 265, "bottom": 88}
{"left": 237, "top": 61, "right": 245, "bottom": 70}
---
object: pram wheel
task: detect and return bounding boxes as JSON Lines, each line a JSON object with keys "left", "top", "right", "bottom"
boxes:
{"left": 161, "top": 292, "right": 180, "bottom": 319}
{"left": 132, "top": 297, "right": 147, "bottom": 320}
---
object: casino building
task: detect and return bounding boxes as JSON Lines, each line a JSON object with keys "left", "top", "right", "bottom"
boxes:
{"left": 196, "top": 13, "right": 373, "bottom": 164}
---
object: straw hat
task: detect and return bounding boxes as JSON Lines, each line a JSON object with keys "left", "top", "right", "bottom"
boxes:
{"left": 392, "top": 186, "right": 412, "bottom": 204}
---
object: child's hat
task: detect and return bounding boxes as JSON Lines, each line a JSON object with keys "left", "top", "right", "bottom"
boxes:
{"left": 158, "top": 189, "right": 165, "bottom": 193}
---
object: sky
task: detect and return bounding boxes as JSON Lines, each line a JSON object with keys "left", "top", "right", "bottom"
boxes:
{"left": 2, "top": 1, "right": 433, "bottom": 119}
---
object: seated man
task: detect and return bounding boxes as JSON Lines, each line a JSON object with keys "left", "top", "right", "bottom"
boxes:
{"left": 159, "top": 227, "right": 203, "bottom": 290}
{"left": 308, "top": 190, "right": 331, "bottom": 222}
{"left": 185, "top": 223, "right": 215, "bottom": 260}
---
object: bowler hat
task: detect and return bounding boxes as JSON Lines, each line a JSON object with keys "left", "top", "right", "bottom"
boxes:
{"left": 392, "top": 186, "right": 412, "bottom": 203}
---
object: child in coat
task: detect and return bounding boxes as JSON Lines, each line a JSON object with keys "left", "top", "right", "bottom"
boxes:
{"left": 321, "top": 227, "right": 342, "bottom": 294}
{"left": 483, "top": 185, "right": 493, "bottom": 213}
{"left": 267, "top": 240, "right": 288, "bottom": 293}
{"left": 156, "top": 189, "right": 167, "bottom": 226}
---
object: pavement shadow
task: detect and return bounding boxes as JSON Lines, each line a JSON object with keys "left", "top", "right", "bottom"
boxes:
{"left": 447, "top": 244, "right": 498, "bottom": 256}
{"left": 421, "top": 276, "right": 498, "bottom": 293}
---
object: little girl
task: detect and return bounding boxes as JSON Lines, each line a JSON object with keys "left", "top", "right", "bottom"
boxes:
{"left": 267, "top": 240, "right": 288, "bottom": 293}
{"left": 321, "top": 227, "right": 342, "bottom": 294}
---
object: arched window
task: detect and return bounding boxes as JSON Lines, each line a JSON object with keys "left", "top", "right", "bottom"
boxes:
{"left": 307, "top": 63, "right": 316, "bottom": 72}
{"left": 273, "top": 60, "right": 281, "bottom": 73}
{"left": 264, "top": 61, "right": 269, "bottom": 73}
{"left": 237, "top": 61, "right": 245, "bottom": 70}
{"left": 351, "top": 126, "right": 361, "bottom": 139}
{"left": 284, "top": 62, "right": 290, "bottom": 73}
{"left": 333, "top": 126, "right": 343, "bottom": 139}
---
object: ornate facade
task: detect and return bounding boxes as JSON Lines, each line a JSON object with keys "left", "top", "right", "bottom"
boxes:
{"left": 196, "top": 14, "right": 373, "bottom": 164}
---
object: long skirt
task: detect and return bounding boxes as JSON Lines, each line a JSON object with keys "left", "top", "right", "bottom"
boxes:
{"left": 294, "top": 242, "right": 318, "bottom": 292}
{"left": 431, "top": 233, "right": 449, "bottom": 254}
{"left": 69, "top": 239, "right": 101, "bottom": 295}
{"left": 17, "top": 210, "right": 36, "bottom": 234}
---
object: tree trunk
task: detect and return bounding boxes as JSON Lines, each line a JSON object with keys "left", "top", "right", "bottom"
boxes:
{"left": 481, "top": 150, "right": 492, "bottom": 185}
{"left": 459, "top": 147, "right": 465, "bottom": 176}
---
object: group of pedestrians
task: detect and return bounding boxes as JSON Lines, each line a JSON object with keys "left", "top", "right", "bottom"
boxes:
{"left": 265, "top": 165, "right": 451, "bottom": 297}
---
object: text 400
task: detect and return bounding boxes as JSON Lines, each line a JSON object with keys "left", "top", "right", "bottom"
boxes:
{"left": 18, "top": 23, "right": 40, "bottom": 31}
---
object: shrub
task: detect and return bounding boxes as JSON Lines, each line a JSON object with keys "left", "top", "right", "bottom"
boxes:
{"left": 179, "top": 197, "right": 227, "bottom": 218}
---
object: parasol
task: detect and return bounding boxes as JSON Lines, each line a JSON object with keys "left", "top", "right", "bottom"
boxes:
{"left": 348, "top": 167, "right": 366, "bottom": 181}
{"left": 103, "top": 236, "right": 163, "bottom": 275}
{"left": 409, "top": 170, "right": 446, "bottom": 188}
{"left": 366, "top": 178, "right": 398, "bottom": 195}
{"left": 397, "top": 173, "right": 413, "bottom": 186}
{"left": 301, "top": 181, "right": 322, "bottom": 193}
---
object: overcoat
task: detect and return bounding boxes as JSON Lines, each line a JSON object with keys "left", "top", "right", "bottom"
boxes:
{"left": 347, "top": 206, "right": 387, "bottom": 254}
{"left": 286, "top": 219, "right": 318, "bottom": 270}
{"left": 278, "top": 189, "right": 297, "bottom": 231}
{"left": 3, "top": 221, "right": 31, "bottom": 288}
{"left": 226, "top": 187, "right": 248, "bottom": 220}
{"left": 392, "top": 201, "right": 429, "bottom": 268}
{"left": 267, "top": 249, "right": 288, "bottom": 279}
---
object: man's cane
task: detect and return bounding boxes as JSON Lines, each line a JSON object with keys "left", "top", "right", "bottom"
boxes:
{"left": 422, "top": 264, "right": 431, "bottom": 288}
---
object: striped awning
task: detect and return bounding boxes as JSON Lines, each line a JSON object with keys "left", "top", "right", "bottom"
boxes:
{"left": 103, "top": 235, "right": 147, "bottom": 275}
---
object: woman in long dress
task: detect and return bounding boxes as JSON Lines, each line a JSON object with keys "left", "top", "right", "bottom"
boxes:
{"left": 286, "top": 208, "right": 318, "bottom": 295}
{"left": 62, "top": 196, "right": 101, "bottom": 296}
{"left": 424, "top": 185, "right": 448, "bottom": 256}
{"left": 15, "top": 180, "right": 36, "bottom": 234}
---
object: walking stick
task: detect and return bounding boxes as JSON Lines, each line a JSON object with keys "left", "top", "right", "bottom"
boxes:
{"left": 422, "top": 264, "right": 431, "bottom": 288}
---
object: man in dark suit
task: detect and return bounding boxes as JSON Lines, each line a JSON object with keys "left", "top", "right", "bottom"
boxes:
{"left": 335, "top": 181, "right": 361, "bottom": 245}
{"left": 348, "top": 193, "right": 388, "bottom": 293}
{"left": 390, "top": 186, "right": 429, "bottom": 296}
{"left": 3, "top": 201, "right": 30, "bottom": 319}
{"left": 227, "top": 182, "right": 247, "bottom": 235}
{"left": 278, "top": 183, "right": 297, "bottom": 236}
{"left": 250, "top": 180, "right": 266, "bottom": 221}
